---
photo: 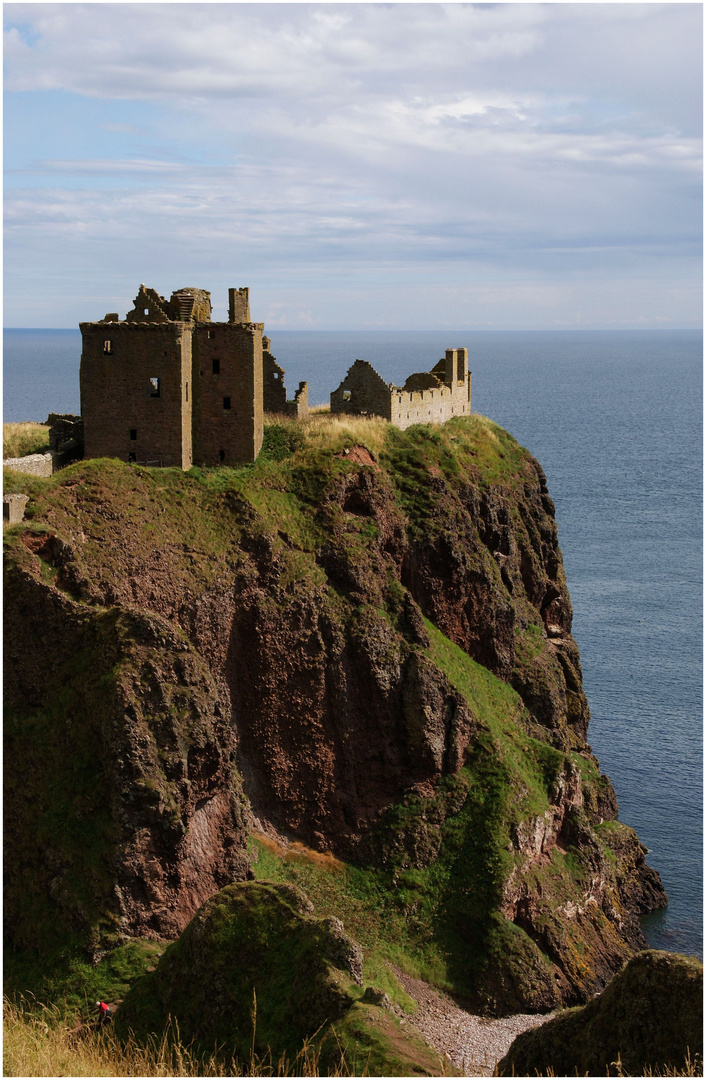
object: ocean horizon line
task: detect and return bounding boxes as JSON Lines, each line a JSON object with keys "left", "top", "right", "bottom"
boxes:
{"left": 4, "top": 325, "right": 703, "bottom": 335}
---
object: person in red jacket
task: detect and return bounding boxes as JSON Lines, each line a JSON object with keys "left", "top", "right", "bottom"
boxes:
{"left": 95, "top": 1001, "right": 111, "bottom": 1026}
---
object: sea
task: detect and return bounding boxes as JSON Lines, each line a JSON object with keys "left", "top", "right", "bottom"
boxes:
{"left": 4, "top": 326, "right": 702, "bottom": 959}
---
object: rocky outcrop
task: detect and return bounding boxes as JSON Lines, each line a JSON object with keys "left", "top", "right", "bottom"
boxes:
{"left": 4, "top": 564, "right": 249, "bottom": 951}
{"left": 402, "top": 466, "right": 590, "bottom": 749}
{"left": 497, "top": 950, "right": 703, "bottom": 1076}
{"left": 3, "top": 418, "right": 666, "bottom": 1010}
{"left": 498, "top": 764, "right": 664, "bottom": 1006}
{"left": 117, "top": 881, "right": 450, "bottom": 1075}
{"left": 117, "top": 881, "right": 364, "bottom": 1056}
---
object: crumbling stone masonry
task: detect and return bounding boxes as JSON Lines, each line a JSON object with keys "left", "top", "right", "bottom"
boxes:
{"left": 262, "top": 336, "right": 309, "bottom": 419}
{"left": 330, "top": 349, "right": 471, "bottom": 430}
{"left": 2, "top": 453, "right": 53, "bottom": 478}
{"left": 48, "top": 414, "right": 84, "bottom": 469}
{"left": 80, "top": 285, "right": 308, "bottom": 469}
{"left": 3, "top": 494, "right": 29, "bottom": 524}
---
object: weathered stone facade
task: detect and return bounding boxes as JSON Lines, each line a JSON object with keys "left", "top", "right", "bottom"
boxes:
{"left": 330, "top": 349, "right": 471, "bottom": 430}
{"left": 80, "top": 285, "right": 305, "bottom": 469}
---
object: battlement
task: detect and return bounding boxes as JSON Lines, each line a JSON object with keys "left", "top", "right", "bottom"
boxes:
{"left": 331, "top": 351, "right": 471, "bottom": 429}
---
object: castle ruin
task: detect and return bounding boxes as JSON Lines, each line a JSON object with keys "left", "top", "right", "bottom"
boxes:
{"left": 80, "top": 285, "right": 307, "bottom": 469}
{"left": 330, "top": 348, "right": 471, "bottom": 429}
{"left": 78, "top": 284, "right": 471, "bottom": 471}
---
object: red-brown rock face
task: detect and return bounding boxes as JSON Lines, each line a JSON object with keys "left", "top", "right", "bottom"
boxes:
{"left": 4, "top": 566, "right": 249, "bottom": 951}
{"left": 3, "top": 418, "right": 666, "bottom": 1008}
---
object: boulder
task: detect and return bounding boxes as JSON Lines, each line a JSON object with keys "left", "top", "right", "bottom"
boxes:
{"left": 497, "top": 950, "right": 703, "bottom": 1077}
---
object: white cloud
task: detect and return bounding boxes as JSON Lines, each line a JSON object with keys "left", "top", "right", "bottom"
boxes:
{"left": 3, "top": 3, "right": 702, "bottom": 328}
{"left": 4, "top": 4, "right": 547, "bottom": 99}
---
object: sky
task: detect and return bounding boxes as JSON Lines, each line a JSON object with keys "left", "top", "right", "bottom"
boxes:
{"left": 3, "top": 2, "right": 703, "bottom": 329}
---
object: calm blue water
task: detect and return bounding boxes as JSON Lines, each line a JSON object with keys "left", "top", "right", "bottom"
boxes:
{"left": 4, "top": 327, "right": 702, "bottom": 958}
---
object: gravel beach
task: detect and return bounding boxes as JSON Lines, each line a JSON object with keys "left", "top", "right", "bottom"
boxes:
{"left": 391, "top": 967, "right": 554, "bottom": 1077}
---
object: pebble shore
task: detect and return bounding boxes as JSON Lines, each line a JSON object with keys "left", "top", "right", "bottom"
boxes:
{"left": 391, "top": 967, "right": 554, "bottom": 1077}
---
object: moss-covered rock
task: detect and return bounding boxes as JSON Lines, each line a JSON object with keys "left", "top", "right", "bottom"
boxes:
{"left": 116, "top": 881, "right": 449, "bottom": 1075}
{"left": 497, "top": 950, "right": 703, "bottom": 1076}
{"left": 4, "top": 569, "right": 249, "bottom": 954}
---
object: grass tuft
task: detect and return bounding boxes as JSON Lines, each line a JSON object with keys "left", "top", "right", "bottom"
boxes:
{"left": 3, "top": 423, "right": 50, "bottom": 460}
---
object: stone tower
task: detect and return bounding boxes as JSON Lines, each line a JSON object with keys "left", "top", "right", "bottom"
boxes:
{"left": 79, "top": 284, "right": 264, "bottom": 468}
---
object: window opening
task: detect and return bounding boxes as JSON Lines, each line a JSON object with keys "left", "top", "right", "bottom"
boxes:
{"left": 212, "top": 358, "right": 220, "bottom": 374}
{"left": 186, "top": 382, "right": 189, "bottom": 402}
{"left": 342, "top": 390, "right": 352, "bottom": 401}
{"left": 143, "top": 307, "right": 149, "bottom": 315}
{"left": 103, "top": 340, "right": 112, "bottom": 354}
{"left": 208, "top": 330, "right": 215, "bottom": 339}
{"left": 128, "top": 452, "right": 136, "bottom": 463}
{"left": 223, "top": 396, "right": 231, "bottom": 410}
{"left": 219, "top": 449, "right": 225, "bottom": 462}
{"left": 150, "top": 377, "right": 160, "bottom": 397}
{"left": 130, "top": 429, "right": 137, "bottom": 440}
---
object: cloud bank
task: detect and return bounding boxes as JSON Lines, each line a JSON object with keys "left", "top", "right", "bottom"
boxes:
{"left": 4, "top": 3, "right": 702, "bottom": 328}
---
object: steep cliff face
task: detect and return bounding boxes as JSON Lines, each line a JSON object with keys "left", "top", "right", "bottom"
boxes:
{"left": 3, "top": 415, "right": 665, "bottom": 1009}
{"left": 5, "top": 556, "right": 249, "bottom": 953}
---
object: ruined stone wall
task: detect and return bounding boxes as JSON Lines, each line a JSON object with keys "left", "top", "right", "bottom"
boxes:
{"left": 263, "top": 345, "right": 288, "bottom": 413}
{"left": 80, "top": 321, "right": 193, "bottom": 469}
{"left": 391, "top": 349, "right": 471, "bottom": 430}
{"left": 330, "top": 359, "right": 393, "bottom": 420}
{"left": 389, "top": 376, "right": 471, "bottom": 430}
{"left": 192, "top": 323, "right": 264, "bottom": 466}
{"left": 331, "top": 351, "right": 471, "bottom": 430}
{"left": 3, "top": 454, "right": 53, "bottom": 478}
{"left": 288, "top": 381, "right": 309, "bottom": 420}
{"left": 262, "top": 339, "right": 309, "bottom": 419}
{"left": 3, "top": 494, "right": 29, "bottom": 523}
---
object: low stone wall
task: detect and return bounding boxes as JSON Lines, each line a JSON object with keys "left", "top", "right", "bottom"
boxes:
{"left": 3, "top": 453, "right": 53, "bottom": 477}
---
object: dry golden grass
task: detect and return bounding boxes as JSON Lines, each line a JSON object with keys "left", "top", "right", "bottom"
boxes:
{"left": 255, "top": 831, "right": 345, "bottom": 873}
{"left": 3, "top": 422, "right": 50, "bottom": 460}
{"left": 298, "top": 411, "right": 390, "bottom": 457}
{"left": 3, "top": 998, "right": 357, "bottom": 1077}
{"left": 295, "top": 409, "right": 506, "bottom": 462}
{"left": 500, "top": 1054, "right": 703, "bottom": 1077}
